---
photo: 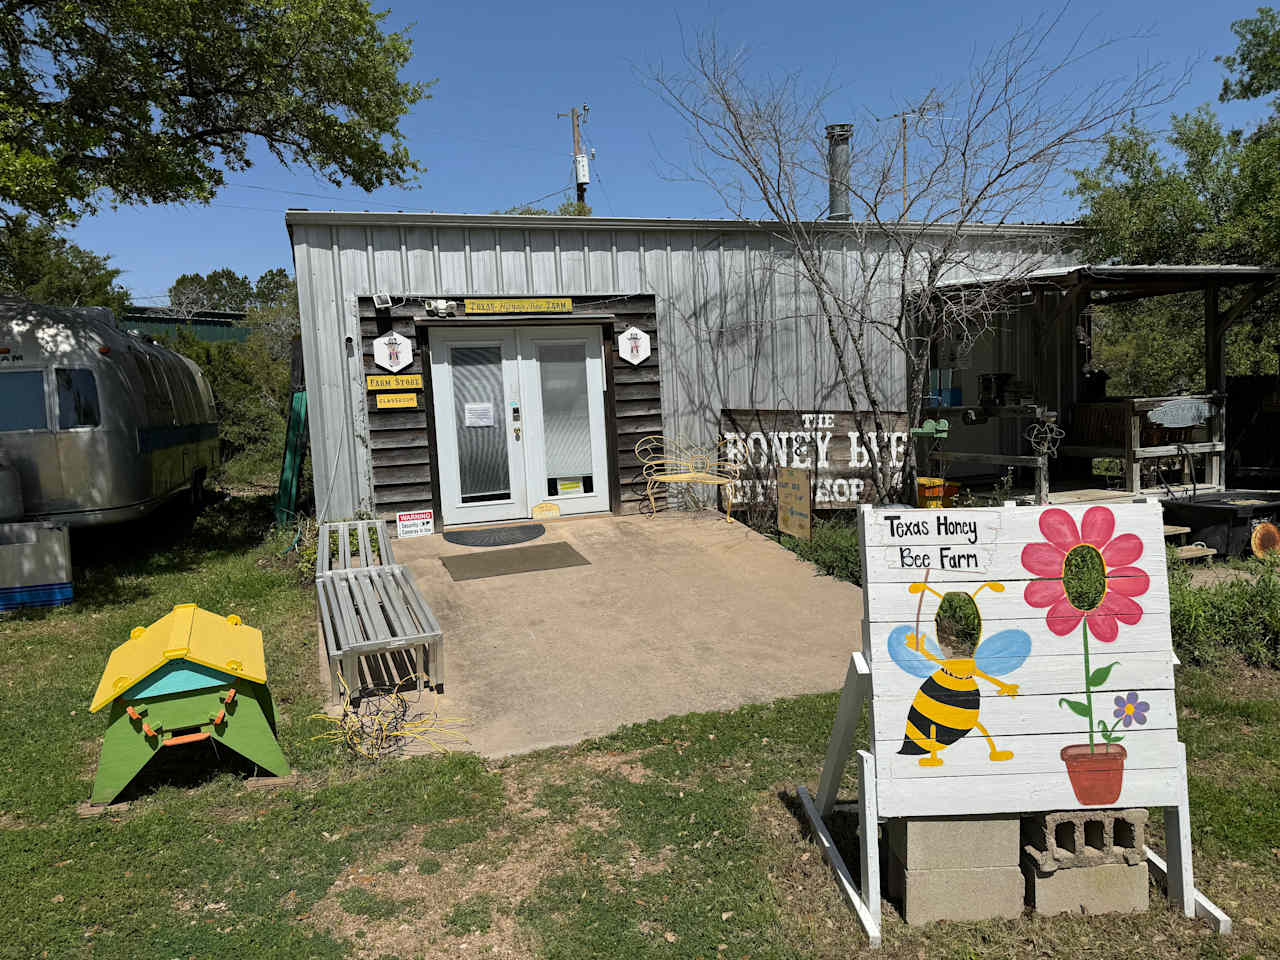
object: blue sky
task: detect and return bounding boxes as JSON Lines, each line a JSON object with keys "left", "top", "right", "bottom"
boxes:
{"left": 66, "top": 0, "right": 1274, "bottom": 303}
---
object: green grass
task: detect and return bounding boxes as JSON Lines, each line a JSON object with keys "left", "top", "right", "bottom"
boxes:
{"left": 4, "top": 493, "right": 1280, "bottom": 958}
{"left": 337, "top": 887, "right": 402, "bottom": 920}
{"left": 444, "top": 893, "right": 497, "bottom": 934}
{"left": 421, "top": 817, "right": 494, "bottom": 852}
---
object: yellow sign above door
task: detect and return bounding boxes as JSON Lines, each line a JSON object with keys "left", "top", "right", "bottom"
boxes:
{"left": 376, "top": 392, "right": 419, "bottom": 410}
{"left": 367, "top": 374, "right": 423, "bottom": 391}
{"left": 464, "top": 297, "right": 572, "bottom": 315}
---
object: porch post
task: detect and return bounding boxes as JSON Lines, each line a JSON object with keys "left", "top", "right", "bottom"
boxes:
{"left": 1205, "top": 283, "right": 1224, "bottom": 394}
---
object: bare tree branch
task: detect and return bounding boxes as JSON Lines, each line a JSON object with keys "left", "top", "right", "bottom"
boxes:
{"left": 649, "top": 13, "right": 1185, "bottom": 501}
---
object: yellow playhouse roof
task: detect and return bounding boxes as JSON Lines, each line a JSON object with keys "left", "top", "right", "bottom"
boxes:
{"left": 90, "top": 603, "right": 267, "bottom": 713}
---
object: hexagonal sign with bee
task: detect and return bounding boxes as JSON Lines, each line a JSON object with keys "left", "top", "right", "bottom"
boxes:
{"left": 372, "top": 331, "right": 413, "bottom": 372}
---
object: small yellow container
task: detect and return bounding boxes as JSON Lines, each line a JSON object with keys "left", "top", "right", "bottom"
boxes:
{"left": 917, "top": 477, "right": 960, "bottom": 508}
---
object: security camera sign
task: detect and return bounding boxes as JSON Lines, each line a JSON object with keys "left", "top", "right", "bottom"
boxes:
{"left": 373, "top": 331, "right": 413, "bottom": 373}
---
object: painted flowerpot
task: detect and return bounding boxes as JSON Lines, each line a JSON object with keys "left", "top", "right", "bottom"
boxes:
{"left": 1061, "top": 743, "right": 1126, "bottom": 806}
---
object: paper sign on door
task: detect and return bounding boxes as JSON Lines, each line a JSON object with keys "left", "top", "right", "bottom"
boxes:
{"left": 464, "top": 403, "right": 495, "bottom": 427}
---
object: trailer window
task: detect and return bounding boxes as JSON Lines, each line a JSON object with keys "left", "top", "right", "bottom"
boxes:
{"left": 55, "top": 368, "right": 100, "bottom": 428}
{"left": 0, "top": 371, "right": 47, "bottom": 431}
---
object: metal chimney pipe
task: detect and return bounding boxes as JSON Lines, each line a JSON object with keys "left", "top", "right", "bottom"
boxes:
{"left": 825, "top": 123, "right": 853, "bottom": 221}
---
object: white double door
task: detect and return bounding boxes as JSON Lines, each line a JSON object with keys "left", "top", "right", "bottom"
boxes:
{"left": 429, "top": 325, "right": 610, "bottom": 525}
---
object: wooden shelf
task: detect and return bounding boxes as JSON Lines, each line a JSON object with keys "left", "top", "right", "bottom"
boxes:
{"left": 1174, "top": 544, "right": 1217, "bottom": 561}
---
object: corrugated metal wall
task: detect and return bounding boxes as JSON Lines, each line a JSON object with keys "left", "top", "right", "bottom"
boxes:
{"left": 288, "top": 212, "right": 1068, "bottom": 520}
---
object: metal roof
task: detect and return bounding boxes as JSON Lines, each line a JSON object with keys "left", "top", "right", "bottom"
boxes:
{"left": 283, "top": 208, "right": 1076, "bottom": 238}
{"left": 937, "top": 263, "right": 1280, "bottom": 292}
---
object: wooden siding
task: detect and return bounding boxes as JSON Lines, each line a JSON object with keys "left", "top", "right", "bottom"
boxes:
{"left": 356, "top": 294, "right": 662, "bottom": 522}
{"left": 359, "top": 314, "right": 433, "bottom": 520}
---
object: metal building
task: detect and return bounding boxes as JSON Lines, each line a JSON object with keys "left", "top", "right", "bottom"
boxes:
{"left": 287, "top": 211, "right": 1066, "bottom": 526}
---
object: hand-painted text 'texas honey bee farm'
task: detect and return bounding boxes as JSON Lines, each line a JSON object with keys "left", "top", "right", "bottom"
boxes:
{"left": 861, "top": 501, "right": 1178, "bottom": 815}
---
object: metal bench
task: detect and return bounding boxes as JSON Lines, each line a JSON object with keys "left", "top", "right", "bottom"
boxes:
{"left": 314, "top": 520, "right": 445, "bottom": 698}
{"left": 316, "top": 564, "right": 445, "bottom": 697}
{"left": 316, "top": 519, "right": 395, "bottom": 575}
{"left": 634, "top": 435, "right": 742, "bottom": 522}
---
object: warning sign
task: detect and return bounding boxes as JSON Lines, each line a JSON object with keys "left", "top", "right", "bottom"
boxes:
{"left": 396, "top": 510, "right": 434, "bottom": 538}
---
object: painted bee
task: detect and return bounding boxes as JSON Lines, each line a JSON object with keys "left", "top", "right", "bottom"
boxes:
{"left": 888, "top": 581, "right": 1031, "bottom": 767}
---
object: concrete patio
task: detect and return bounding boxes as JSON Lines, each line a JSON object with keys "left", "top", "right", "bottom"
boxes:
{"left": 388, "top": 511, "right": 864, "bottom": 757}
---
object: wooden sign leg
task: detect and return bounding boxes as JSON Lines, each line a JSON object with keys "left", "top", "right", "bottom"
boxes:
{"left": 857, "top": 748, "right": 881, "bottom": 926}
{"left": 1144, "top": 742, "right": 1232, "bottom": 934}
{"left": 798, "top": 650, "right": 881, "bottom": 948}
{"left": 1163, "top": 746, "right": 1195, "bottom": 918}
{"left": 817, "top": 652, "right": 869, "bottom": 817}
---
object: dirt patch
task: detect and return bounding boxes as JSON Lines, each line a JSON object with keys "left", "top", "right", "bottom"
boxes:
{"left": 580, "top": 749, "right": 654, "bottom": 784}
{"left": 1189, "top": 564, "right": 1257, "bottom": 589}
{"left": 0, "top": 812, "right": 27, "bottom": 830}
{"left": 306, "top": 812, "right": 580, "bottom": 958}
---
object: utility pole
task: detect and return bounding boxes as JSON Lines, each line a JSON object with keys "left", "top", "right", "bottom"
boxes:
{"left": 877, "top": 97, "right": 949, "bottom": 220}
{"left": 558, "top": 104, "right": 590, "bottom": 204}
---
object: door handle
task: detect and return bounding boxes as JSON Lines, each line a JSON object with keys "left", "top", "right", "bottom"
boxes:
{"left": 514, "top": 425, "right": 522, "bottom": 441}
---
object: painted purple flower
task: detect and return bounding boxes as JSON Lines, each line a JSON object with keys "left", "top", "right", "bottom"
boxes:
{"left": 1113, "top": 691, "right": 1149, "bottom": 728}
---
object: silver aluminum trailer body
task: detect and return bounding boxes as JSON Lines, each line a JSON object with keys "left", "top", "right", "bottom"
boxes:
{"left": 0, "top": 296, "right": 219, "bottom": 527}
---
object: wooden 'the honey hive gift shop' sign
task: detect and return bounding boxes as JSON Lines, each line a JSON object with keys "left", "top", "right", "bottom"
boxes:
{"left": 794, "top": 500, "right": 1229, "bottom": 946}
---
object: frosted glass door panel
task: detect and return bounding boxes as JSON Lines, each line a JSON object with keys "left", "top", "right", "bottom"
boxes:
{"left": 451, "top": 345, "right": 509, "bottom": 503}
{"left": 538, "top": 343, "right": 592, "bottom": 479}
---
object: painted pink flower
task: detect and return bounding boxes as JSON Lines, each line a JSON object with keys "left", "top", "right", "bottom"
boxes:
{"left": 1021, "top": 506, "right": 1149, "bottom": 642}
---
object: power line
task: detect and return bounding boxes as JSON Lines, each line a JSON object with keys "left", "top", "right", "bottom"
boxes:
{"left": 228, "top": 183, "right": 438, "bottom": 212}
{"left": 504, "top": 183, "right": 575, "bottom": 211}
{"left": 582, "top": 132, "right": 614, "bottom": 216}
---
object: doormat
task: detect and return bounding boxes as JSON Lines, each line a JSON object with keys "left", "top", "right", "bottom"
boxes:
{"left": 443, "top": 524, "right": 545, "bottom": 548}
{"left": 440, "top": 541, "right": 589, "bottom": 581}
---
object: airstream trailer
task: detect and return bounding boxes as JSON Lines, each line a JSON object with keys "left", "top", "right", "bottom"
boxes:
{"left": 0, "top": 295, "right": 219, "bottom": 527}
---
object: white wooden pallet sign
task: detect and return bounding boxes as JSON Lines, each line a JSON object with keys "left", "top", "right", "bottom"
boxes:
{"left": 798, "top": 498, "right": 1230, "bottom": 947}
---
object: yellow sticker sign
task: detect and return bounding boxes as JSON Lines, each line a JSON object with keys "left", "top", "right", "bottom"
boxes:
{"left": 367, "top": 374, "right": 423, "bottom": 391}
{"left": 376, "top": 392, "right": 418, "bottom": 410}
{"left": 557, "top": 478, "right": 583, "bottom": 495}
{"left": 464, "top": 297, "right": 572, "bottom": 315}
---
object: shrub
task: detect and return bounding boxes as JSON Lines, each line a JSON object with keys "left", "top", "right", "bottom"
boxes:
{"left": 783, "top": 519, "right": 861, "bottom": 586}
{"left": 1169, "top": 549, "right": 1280, "bottom": 668}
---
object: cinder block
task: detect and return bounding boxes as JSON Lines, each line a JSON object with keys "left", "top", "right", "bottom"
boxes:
{"left": 1024, "top": 859, "right": 1149, "bottom": 915}
{"left": 1022, "top": 809, "right": 1147, "bottom": 871}
{"left": 887, "top": 851, "right": 1026, "bottom": 925}
{"left": 884, "top": 815, "right": 1022, "bottom": 870}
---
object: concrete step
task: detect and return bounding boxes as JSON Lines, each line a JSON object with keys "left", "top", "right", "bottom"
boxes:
{"left": 1163, "top": 524, "right": 1191, "bottom": 538}
{"left": 1174, "top": 544, "right": 1217, "bottom": 561}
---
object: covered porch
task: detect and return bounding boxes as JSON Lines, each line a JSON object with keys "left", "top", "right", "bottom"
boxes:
{"left": 927, "top": 264, "right": 1280, "bottom": 503}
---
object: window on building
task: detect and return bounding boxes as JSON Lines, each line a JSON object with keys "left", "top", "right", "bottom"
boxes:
{"left": 0, "top": 370, "right": 48, "bottom": 431}
{"left": 55, "top": 368, "right": 100, "bottom": 428}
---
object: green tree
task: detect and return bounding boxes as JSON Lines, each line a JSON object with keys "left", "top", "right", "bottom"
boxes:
{"left": 494, "top": 200, "right": 593, "bottom": 216}
{"left": 0, "top": 214, "right": 130, "bottom": 313}
{"left": 167, "top": 267, "right": 298, "bottom": 316}
{"left": 171, "top": 328, "right": 291, "bottom": 486}
{"left": 163, "top": 266, "right": 301, "bottom": 484}
{"left": 1, "top": 0, "right": 429, "bottom": 223}
{"left": 1070, "top": 10, "right": 1280, "bottom": 395}
{"left": 1218, "top": 7, "right": 1280, "bottom": 103}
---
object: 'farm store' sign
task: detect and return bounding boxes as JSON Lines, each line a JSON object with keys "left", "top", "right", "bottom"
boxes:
{"left": 721, "top": 409, "right": 908, "bottom": 507}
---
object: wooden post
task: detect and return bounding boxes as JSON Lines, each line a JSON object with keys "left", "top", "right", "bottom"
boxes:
{"left": 1205, "top": 283, "right": 1223, "bottom": 394}
{"left": 1127, "top": 401, "right": 1142, "bottom": 493}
